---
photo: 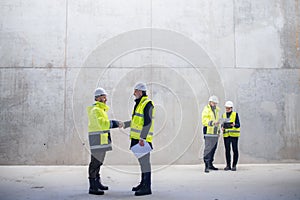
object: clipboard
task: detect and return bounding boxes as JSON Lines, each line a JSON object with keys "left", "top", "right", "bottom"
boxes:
{"left": 131, "top": 141, "right": 152, "bottom": 158}
{"left": 223, "top": 122, "right": 233, "bottom": 128}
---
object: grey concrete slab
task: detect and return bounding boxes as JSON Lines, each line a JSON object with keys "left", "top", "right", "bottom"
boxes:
{"left": 0, "top": 164, "right": 299, "bottom": 200}
{"left": 67, "top": 0, "right": 151, "bottom": 68}
{"left": 0, "top": 68, "right": 65, "bottom": 164}
{"left": 235, "top": 0, "right": 284, "bottom": 68}
{"left": 0, "top": 0, "right": 66, "bottom": 68}
{"left": 152, "top": 0, "right": 235, "bottom": 68}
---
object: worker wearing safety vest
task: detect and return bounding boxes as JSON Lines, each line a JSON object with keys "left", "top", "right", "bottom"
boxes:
{"left": 124, "top": 82, "right": 155, "bottom": 196}
{"left": 222, "top": 101, "right": 240, "bottom": 171}
{"left": 202, "top": 95, "right": 220, "bottom": 173}
{"left": 87, "top": 87, "right": 123, "bottom": 195}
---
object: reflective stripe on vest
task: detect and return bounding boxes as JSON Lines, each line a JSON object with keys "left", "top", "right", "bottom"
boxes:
{"left": 90, "top": 144, "right": 112, "bottom": 150}
{"left": 88, "top": 131, "right": 111, "bottom": 149}
{"left": 130, "top": 128, "right": 154, "bottom": 136}
{"left": 204, "top": 134, "right": 219, "bottom": 137}
{"left": 130, "top": 96, "right": 155, "bottom": 142}
{"left": 89, "top": 130, "right": 109, "bottom": 135}
{"left": 222, "top": 112, "right": 240, "bottom": 137}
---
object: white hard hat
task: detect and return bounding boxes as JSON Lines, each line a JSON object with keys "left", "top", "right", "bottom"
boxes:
{"left": 134, "top": 82, "right": 147, "bottom": 91}
{"left": 225, "top": 101, "right": 234, "bottom": 108}
{"left": 94, "top": 87, "right": 107, "bottom": 97}
{"left": 208, "top": 95, "right": 219, "bottom": 103}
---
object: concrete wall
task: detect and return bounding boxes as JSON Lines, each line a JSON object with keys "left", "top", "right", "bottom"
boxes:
{"left": 0, "top": 0, "right": 299, "bottom": 165}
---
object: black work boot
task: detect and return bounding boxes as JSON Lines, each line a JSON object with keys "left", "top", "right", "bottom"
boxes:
{"left": 135, "top": 172, "right": 152, "bottom": 196}
{"left": 132, "top": 173, "right": 144, "bottom": 191}
{"left": 89, "top": 178, "right": 104, "bottom": 195}
{"left": 135, "top": 184, "right": 152, "bottom": 196}
{"left": 95, "top": 177, "right": 108, "bottom": 190}
{"left": 231, "top": 165, "right": 237, "bottom": 171}
{"left": 224, "top": 165, "right": 231, "bottom": 171}
{"left": 208, "top": 163, "right": 218, "bottom": 170}
{"left": 204, "top": 162, "right": 209, "bottom": 173}
{"left": 224, "top": 162, "right": 231, "bottom": 171}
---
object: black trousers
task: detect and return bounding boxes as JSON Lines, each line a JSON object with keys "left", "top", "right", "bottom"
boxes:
{"left": 88, "top": 151, "right": 106, "bottom": 179}
{"left": 224, "top": 137, "right": 239, "bottom": 166}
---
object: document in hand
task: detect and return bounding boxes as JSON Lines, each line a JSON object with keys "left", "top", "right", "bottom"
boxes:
{"left": 131, "top": 141, "right": 152, "bottom": 158}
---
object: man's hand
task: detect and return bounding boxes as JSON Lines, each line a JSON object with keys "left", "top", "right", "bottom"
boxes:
{"left": 213, "top": 121, "right": 220, "bottom": 126}
{"left": 118, "top": 121, "right": 124, "bottom": 128}
{"left": 139, "top": 139, "right": 145, "bottom": 146}
{"left": 122, "top": 121, "right": 131, "bottom": 129}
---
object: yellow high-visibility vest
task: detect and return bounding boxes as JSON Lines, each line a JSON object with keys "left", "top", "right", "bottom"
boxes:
{"left": 130, "top": 96, "right": 155, "bottom": 142}
{"left": 222, "top": 112, "right": 240, "bottom": 137}
{"left": 202, "top": 104, "right": 220, "bottom": 137}
{"left": 87, "top": 101, "right": 111, "bottom": 151}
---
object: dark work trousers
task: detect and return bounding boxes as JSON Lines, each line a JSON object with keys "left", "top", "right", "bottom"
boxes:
{"left": 224, "top": 137, "right": 239, "bottom": 167}
{"left": 203, "top": 137, "right": 218, "bottom": 165}
{"left": 88, "top": 151, "right": 106, "bottom": 179}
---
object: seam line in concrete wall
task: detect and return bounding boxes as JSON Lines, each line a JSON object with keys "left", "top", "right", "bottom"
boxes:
{"left": 64, "top": 0, "right": 68, "bottom": 68}
{"left": 63, "top": 0, "right": 69, "bottom": 145}
{"left": 233, "top": 0, "right": 237, "bottom": 69}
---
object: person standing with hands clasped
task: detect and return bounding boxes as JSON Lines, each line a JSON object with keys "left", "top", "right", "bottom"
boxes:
{"left": 123, "top": 82, "right": 155, "bottom": 196}
{"left": 86, "top": 88, "right": 123, "bottom": 195}
{"left": 202, "top": 95, "right": 221, "bottom": 173}
{"left": 222, "top": 101, "right": 240, "bottom": 171}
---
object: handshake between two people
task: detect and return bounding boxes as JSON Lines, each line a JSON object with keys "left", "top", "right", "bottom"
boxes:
{"left": 117, "top": 121, "right": 125, "bottom": 128}
{"left": 114, "top": 121, "right": 145, "bottom": 146}
{"left": 115, "top": 121, "right": 130, "bottom": 129}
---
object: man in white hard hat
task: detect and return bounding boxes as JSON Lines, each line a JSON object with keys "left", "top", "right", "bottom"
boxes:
{"left": 86, "top": 87, "right": 123, "bottom": 195}
{"left": 123, "top": 82, "right": 155, "bottom": 196}
{"left": 222, "top": 101, "right": 240, "bottom": 171}
{"left": 201, "top": 95, "right": 220, "bottom": 173}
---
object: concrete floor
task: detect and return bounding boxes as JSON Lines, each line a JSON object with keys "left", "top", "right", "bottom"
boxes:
{"left": 0, "top": 164, "right": 299, "bottom": 200}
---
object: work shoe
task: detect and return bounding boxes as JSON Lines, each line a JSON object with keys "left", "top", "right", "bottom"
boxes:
{"left": 209, "top": 165, "right": 218, "bottom": 170}
{"left": 132, "top": 173, "right": 144, "bottom": 191}
{"left": 132, "top": 183, "right": 142, "bottom": 191}
{"left": 95, "top": 177, "right": 108, "bottom": 190}
{"left": 231, "top": 166, "right": 237, "bottom": 171}
{"left": 224, "top": 166, "right": 231, "bottom": 171}
{"left": 204, "top": 167, "right": 209, "bottom": 173}
{"left": 204, "top": 163, "right": 209, "bottom": 173}
{"left": 89, "top": 178, "right": 104, "bottom": 195}
{"left": 134, "top": 184, "right": 152, "bottom": 196}
{"left": 89, "top": 188, "right": 104, "bottom": 195}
